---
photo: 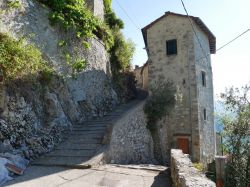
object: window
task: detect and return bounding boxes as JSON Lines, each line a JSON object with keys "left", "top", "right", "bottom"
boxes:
{"left": 203, "top": 108, "right": 207, "bottom": 120}
{"left": 166, "top": 39, "right": 177, "bottom": 55}
{"left": 201, "top": 71, "right": 206, "bottom": 87}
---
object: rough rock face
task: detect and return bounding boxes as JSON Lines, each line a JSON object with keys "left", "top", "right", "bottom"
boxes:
{"left": 0, "top": 93, "right": 64, "bottom": 159}
{"left": 0, "top": 0, "right": 118, "bottom": 159}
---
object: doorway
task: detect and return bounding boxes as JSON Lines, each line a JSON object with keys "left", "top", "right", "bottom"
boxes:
{"left": 177, "top": 138, "right": 189, "bottom": 154}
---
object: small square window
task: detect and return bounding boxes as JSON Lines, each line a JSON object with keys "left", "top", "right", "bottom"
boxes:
{"left": 201, "top": 71, "right": 206, "bottom": 87}
{"left": 166, "top": 39, "right": 177, "bottom": 55}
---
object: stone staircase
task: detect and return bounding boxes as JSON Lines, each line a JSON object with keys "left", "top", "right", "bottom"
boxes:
{"left": 32, "top": 100, "right": 141, "bottom": 168}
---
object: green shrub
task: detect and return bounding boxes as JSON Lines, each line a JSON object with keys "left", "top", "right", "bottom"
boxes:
{"left": 0, "top": 33, "right": 52, "bottom": 81}
{"left": 105, "top": 11, "right": 124, "bottom": 29}
{"left": 110, "top": 28, "right": 135, "bottom": 73}
{"left": 144, "top": 81, "right": 176, "bottom": 130}
{"left": 193, "top": 162, "right": 204, "bottom": 172}
{"left": 112, "top": 72, "right": 137, "bottom": 103}
{"left": 39, "top": 67, "right": 54, "bottom": 84}
{"left": 63, "top": 51, "right": 88, "bottom": 75}
{"left": 7, "top": 0, "right": 21, "bottom": 9}
{"left": 72, "top": 58, "right": 87, "bottom": 73}
{"left": 103, "top": 0, "right": 123, "bottom": 29}
{"left": 36, "top": 0, "right": 113, "bottom": 50}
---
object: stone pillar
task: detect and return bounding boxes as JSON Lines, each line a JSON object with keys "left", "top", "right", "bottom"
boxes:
{"left": 85, "top": 0, "right": 104, "bottom": 21}
{"left": 215, "top": 155, "right": 226, "bottom": 187}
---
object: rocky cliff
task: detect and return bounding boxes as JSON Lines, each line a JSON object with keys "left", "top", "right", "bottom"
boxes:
{"left": 0, "top": 0, "right": 118, "bottom": 160}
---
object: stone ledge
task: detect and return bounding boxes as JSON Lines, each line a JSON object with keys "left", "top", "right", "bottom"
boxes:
{"left": 171, "top": 149, "right": 215, "bottom": 187}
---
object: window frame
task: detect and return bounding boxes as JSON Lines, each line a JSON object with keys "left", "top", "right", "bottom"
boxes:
{"left": 166, "top": 39, "right": 177, "bottom": 56}
{"left": 201, "top": 71, "right": 206, "bottom": 87}
{"left": 203, "top": 108, "right": 207, "bottom": 121}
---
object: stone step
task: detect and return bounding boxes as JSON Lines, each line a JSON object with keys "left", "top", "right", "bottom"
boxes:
{"left": 32, "top": 156, "right": 91, "bottom": 168}
{"left": 63, "top": 131, "right": 105, "bottom": 136}
{"left": 47, "top": 149, "right": 95, "bottom": 157}
{"left": 63, "top": 134, "right": 103, "bottom": 139}
{"left": 71, "top": 128, "right": 106, "bottom": 131}
{"left": 64, "top": 138, "right": 102, "bottom": 144}
{"left": 73, "top": 122, "right": 110, "bottom": 128}
{"left": 83, "top": 120, "right": 111, "bottom": 123}
{"left": 72, "top": 126, "right": 107, "bottom": 131}
{"left": 55, "top": 143, "right": 100, "bottom": 150}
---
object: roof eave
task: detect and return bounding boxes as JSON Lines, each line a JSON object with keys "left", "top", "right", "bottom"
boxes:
{"left": 141, "top": 11, "right": 216, "bottom": 54}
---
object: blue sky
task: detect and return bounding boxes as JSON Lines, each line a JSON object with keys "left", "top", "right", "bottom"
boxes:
{"left": 112, "top": 0, "right": 250, "bottom": 97}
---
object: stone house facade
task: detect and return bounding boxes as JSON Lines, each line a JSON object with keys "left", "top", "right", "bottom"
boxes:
{"left": 134, "top": 62, "right": 149, "bottom": 90}
{"left": 141, "top": 11, "right": 216, "bottom": 164}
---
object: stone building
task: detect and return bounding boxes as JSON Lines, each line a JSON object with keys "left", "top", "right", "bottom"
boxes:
{"left": 141, "top": 11, "right": 216, "bottom": 164}
{"left": 134, "top": 62, "right": 149, "bottom": 90}
{"left": 134, "top": 65, "right": 143, "bottom": 88}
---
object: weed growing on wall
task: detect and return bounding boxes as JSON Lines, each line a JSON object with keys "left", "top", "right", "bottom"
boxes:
{"left": 144, "top": 81, "right": 176, "bottom": 131}
{"left": 0, "top": 33, "right": 53, "bottom": 82}
{"left": 7, "top": 0, "right": 21, "bottom": 9}
{"left": 36, "top": 0, "right": 114, "bottom": 50}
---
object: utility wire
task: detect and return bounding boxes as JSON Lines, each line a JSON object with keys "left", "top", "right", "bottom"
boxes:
{"left": 216, "top": 28, "right": 250, "bottom": 52}
{"left": 181, "top": 0, "right": 250, "bottom": 63}
{"left": 196, "top": 28, "right": 250, "bottom": 62}
{"left": 114, "top": 0, "right": 141, "bottom": 31}
{"left": 180, "top": 0, "right": 209, "bottom": 62}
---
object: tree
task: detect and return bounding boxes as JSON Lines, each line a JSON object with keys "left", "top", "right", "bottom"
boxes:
{"left": 220, "top": 83, "right": 250, "bottom": 187}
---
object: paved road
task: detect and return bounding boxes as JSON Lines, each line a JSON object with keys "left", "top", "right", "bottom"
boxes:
{"left": 5, "top": 165, "right": 171, "bottom": 187}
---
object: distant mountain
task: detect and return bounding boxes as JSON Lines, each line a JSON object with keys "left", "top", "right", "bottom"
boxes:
{"left": 214, "top": 101, "right": 225, "bottom": 133}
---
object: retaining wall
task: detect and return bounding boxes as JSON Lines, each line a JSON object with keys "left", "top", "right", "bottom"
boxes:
{"left": 171, "top": 149, "right": 215, "bottom": 187}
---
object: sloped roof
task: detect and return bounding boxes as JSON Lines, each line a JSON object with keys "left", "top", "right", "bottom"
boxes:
{"left": 141, "top": 11, "right": 216, "bottom": 54}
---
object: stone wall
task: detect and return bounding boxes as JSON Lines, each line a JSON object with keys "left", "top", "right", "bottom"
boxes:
{"left": 134, "top": 66, "right": 143, "bottom": 88}
{"left": 0, "top": 0, "right": 118, "bottom": 121}
{"left": 0, "top": 0, "right": 118, "bottom": 159}
{"left": 134, "top": 63, "right": 149, "bottom": 91}
{"left": 193, "top": 24, "right": 215, "bottom": 164}
{"left": 171, "top": 149, "right": 215, "bottom": 187}
{"left": 105, "top": 101, "right": 154, "bottom": 164}
{"left": 142, "top": 63, "right": 149, "bottom": 90}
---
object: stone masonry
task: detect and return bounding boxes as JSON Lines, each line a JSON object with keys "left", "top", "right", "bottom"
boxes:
{"left": 171, "top": 149, "right": 215, "bottom": 187}
{"left": 86, "top": 0, "right": 105, "bottom": 21}
{"left": 0, "top": 0, "right": 117, "bottom": 160}
{"left": 105, "top": 101, "right": 154, "bottom": 164}
{"left": 142, "top": 12, "right": 216, "bottom": 164}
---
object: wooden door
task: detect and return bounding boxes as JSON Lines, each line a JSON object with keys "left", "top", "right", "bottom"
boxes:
{"left": 177, "top": 138, "right": 189, "bottom": 154}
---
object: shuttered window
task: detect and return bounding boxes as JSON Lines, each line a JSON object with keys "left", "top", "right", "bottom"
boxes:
{"left": 166, "top": 39, "right": 177, "bottom": 55}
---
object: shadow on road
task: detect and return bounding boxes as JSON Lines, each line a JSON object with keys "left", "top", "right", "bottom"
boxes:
{"left": 151, "top": 168, "right": 172, "bottom": 187}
